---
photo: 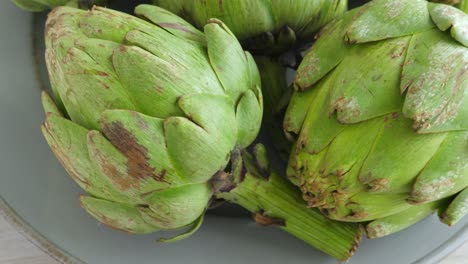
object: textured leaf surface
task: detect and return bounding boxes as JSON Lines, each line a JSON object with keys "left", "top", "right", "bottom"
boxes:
{"left": 346, "top": 0, "right": 434, "bottom": 43}
{"left": 402, "top": 29, "right": 468, "bottom": 133}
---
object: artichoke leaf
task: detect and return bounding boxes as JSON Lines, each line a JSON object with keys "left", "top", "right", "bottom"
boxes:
{"left": 205, "top": 19, "right": 251, "bottom": 101}
{"left": 329, "top": 37, "right": 409, "bottom": 123}
{"left": 80, "top": 196, "right": 160, "bottom": 234}
{"left": 158, "top": 214, "right": 204, "bottom": 243}
{"left": 236, "top": 89, "right": 263, "bottom": 148}
{"left": 98, "top": 110, "right": 182, "bottom": 187}
{"left": 346, "top": 0, "right": 434, "bottom": 43}
{"left": 429, "top": 3, "right": 468, "bottom": 46}
{"left": 54, "top": 46, "right": 136, "bottom": 130}
{"left": 402, "top": 29, "right": 468, "bottom": 133}
{"left": 366, "top": 200, "right": 444, "bottom": 238}
{"left": 359, "top": 114, "right": 447, "bottom": 193}
{"left": 41, "top": 91, "right": 63, "bottom": 117}
{"left": 141, "top": 183, "right": 211, "bottom": 230}
{"left": 42, "top": 115, "right": 135, "bottom": 204}
{"left": 411, "top": 131, "right": 468, "bottom": 203}
{"left": 135, "top": 4, "right": 206, "bottom": 45}
{"left": 296, "top": 71, "right": 346, "bottom": 155}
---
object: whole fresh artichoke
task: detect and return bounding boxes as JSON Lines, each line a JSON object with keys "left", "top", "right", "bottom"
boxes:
{"left": 43, "top": 4, "right": 262, "bottom": 237}
{"left": 42, "top": 5, "right": 361, "bottom": 259}
{"left": 153, "top": 0, "right": 347, "bottom": 55}
{"left": 12, "top": 0, "right": 109, "bottom": 11}
{"left": 285, "top": 0, "right": 468, "bottom": 238}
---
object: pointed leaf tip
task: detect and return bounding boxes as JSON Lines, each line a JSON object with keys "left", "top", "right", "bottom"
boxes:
{"left": 429, "top": 3, "right": 468, "bottom": 46}
{"left": 158, "top": 214, "right": 204, "bottom": 243}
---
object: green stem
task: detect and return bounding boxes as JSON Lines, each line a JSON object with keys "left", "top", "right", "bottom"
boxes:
{"left": 214, "top": 145, "right": 361, "bottom": 261}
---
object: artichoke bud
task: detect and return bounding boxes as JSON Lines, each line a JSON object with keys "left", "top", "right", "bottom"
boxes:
{"left": 153, "top": 0, "right": 348, "bottom": 55}
{"left": 42, "top": 5, "right": 262, "bottom": 238}
{"left": 285, "top": 0, "right": 468, "bottom": 238}
{"left": 12, "top": 0, "right": 109, "bottom": 12}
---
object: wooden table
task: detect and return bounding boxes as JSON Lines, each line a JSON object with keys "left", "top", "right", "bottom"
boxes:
{"left": 0, "top": 215, "right": 466, "bottom": 264}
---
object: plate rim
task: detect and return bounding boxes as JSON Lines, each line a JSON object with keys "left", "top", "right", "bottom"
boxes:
{"left": 0, "top": 196, "right": 84, "bottom": 264}
{"left": 1, "top": 194, "right": 467, "bottom": 264}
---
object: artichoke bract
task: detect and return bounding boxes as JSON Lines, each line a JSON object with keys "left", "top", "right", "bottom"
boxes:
{"left": 12, "top": 0, "right": 109, "bottom": 11}
{"left": 285, "top": 0, "right": 468, "bottom": 238}
{"left": 43, "top": 4, "right": 262, "bottom": 238}
{"left": 431, "top": 0, "right": 467, "bottom": 13}
{"left": 153, "top": 0, "right": 347, "bottom": 55}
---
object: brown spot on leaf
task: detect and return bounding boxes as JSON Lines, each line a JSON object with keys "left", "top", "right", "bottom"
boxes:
{"left": 158, "top": 23, "right": 194, "bottom": 34}
{"left": 154, "top": 85, "right": 165, "bottom": 93}
{"left": 334, "top": 96, "right": 361, "bottom": 122}
{"left": 211, "top": 171, "right": 236, "bottom": 193}
{"left": 87, "top": 132, "right": 136, "bottom": 191}
{"left": 253, "top": 211, "right": 285, "bottom": 227}
{"left": 410, "top": 178, "right": 455, "bottom": 203}
{"left": 367, "top": 178, "right": 389, "bottom": 192}
{"left": 96, "top": 71, "right": 109, "bottom": 77}
{"left": 102, "top": 121, "right": 169, "bottom": 183}
{"left": 351, "top": 211, "right": 369, "bottom": 220}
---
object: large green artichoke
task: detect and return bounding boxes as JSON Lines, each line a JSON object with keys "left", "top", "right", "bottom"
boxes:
{"left": 12, "top": 0, "right": 109, "bottom": 11}
{"left": 284, "top": 0, "right": 468, "bottom": 238}
{"left": 43, "top": 4, "right": 262, "bottom": 237}
{"left": 42, "top": 5, "right": 360, "bottom": 259}
{"left": 153, "top": 0, "right": 347, "bottom": 55}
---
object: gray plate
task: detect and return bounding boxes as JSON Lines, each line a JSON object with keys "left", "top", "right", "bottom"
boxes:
{"left": 0, "top": 1, "right": 467, "bottom": 264}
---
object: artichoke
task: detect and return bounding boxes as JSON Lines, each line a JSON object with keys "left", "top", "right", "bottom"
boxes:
{"left": 12, "top": 0, "right": 109, "bottom": 11}
{"left": 153, "top": 0, "right": 347, "bottom": 55}
{"left": 43, "top": 4, "right": 262, "bottom": 238}
{"left": 284, "top": 0, "right": 468, "bottom": 238}
{"left": 42, "top": 5, "right": 361, "bottom": 259}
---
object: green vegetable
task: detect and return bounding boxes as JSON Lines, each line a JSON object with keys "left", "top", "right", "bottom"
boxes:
{"left": 42, "top": 4, "right": 262, "bottom": 240}
{"left": 153, "top": 0, "right": 347, "bottom": 54}
{"left": 42, "top": 5, "right": 361, "bottom": 259}
{"left": 284, "top": 0, "right": 468, "bottom": 238}
{"left": 12, "top": 0, "right": 109, "bottom": 11}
